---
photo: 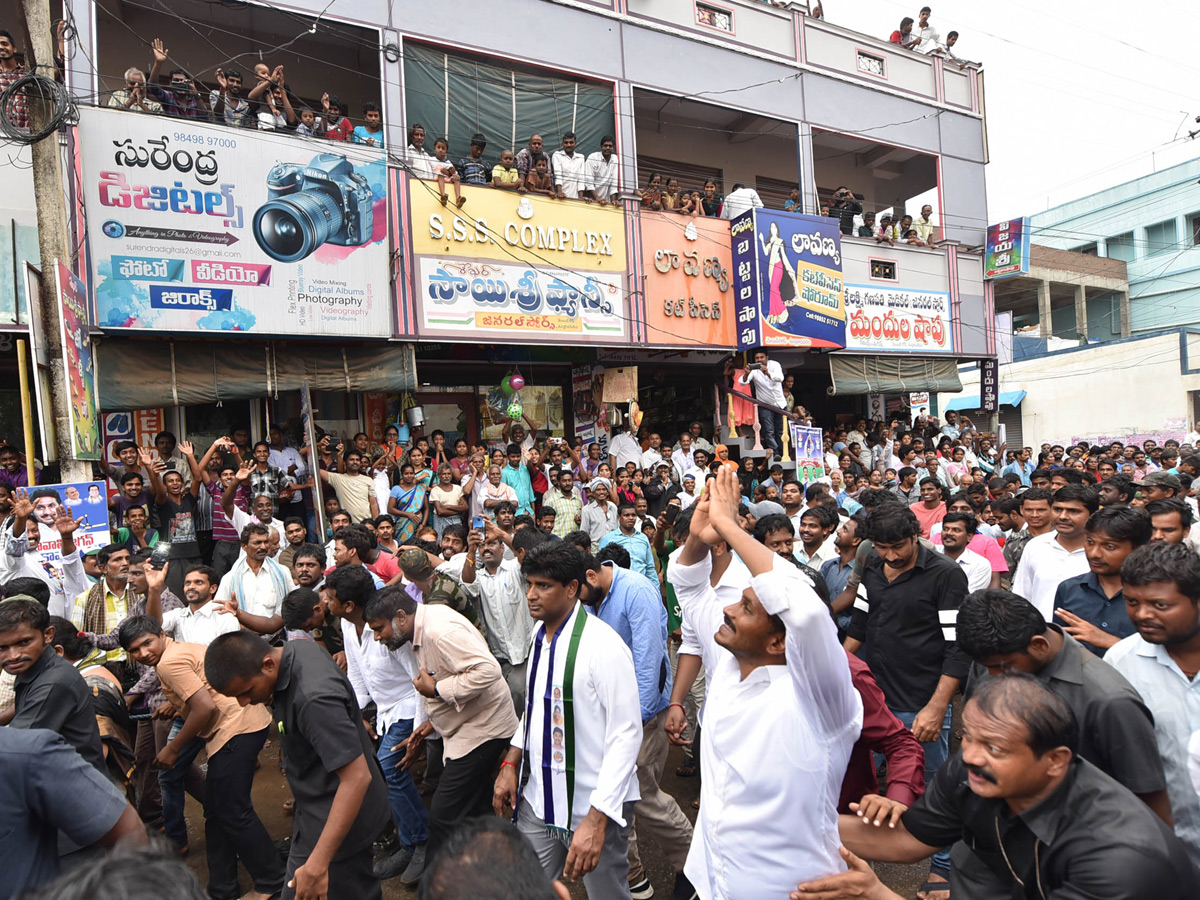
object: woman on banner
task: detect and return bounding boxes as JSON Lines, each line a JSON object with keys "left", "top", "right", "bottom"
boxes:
{"left": 759, "top": 221, "right": 798, "bottom": 326}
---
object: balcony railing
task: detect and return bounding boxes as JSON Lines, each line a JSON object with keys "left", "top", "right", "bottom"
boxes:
{"left": 619, "top": 0, "right": 983, "bottom": 115}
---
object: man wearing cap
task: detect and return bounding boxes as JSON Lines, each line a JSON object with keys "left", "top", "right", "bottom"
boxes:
{"left": 550, "top": 131, "right": 588, "bottom": 200}
{"left": 644, "top": 463, "right": 681, "bottom": 518}
{"left": 397, "top": 547, "right": 479, "bottom": 628}
{"left": 582, "top": 478, "right": 619, "bottom": 546}
{"left": 456, "top": 133, "right": 491, "bottom": 186}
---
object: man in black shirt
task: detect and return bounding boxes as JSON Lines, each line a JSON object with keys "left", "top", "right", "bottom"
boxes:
{"left": 143, "top": 441, "right": 205, "bottom": 598}
{"left": 843, "top": 504, "right": 968, "bottom": 889}
{"left": 957, "top": 588, "right": 1172, "bottom": 829}
{"left": 796, "top": 674, "right": 1200, "bottom": 900}
{"left": 0, "top": 599, "right": 106, "bottom": 774}
{"left": 206, "top": 632, "right": 390, "bottom": 900}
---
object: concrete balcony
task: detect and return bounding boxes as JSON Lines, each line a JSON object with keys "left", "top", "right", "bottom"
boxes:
{"left": 622, "top": 0, "right": 983, "bottom": 115}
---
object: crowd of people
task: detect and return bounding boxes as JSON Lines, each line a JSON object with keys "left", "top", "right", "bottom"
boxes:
{"left": 5, "top": 350, "right": 1200, "bottom": 900}
{"left": 888, "top": 6, "right": 972, "bottom": 66}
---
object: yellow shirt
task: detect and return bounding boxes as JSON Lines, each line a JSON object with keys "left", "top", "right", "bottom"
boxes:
{"left": 491, "top": 164, "right": 520, "bottom": 184}
{"left": 69, "top": 581, "right": 132, "bottom": 663}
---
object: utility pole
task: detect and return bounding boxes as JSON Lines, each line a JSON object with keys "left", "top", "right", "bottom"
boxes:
{"left": 20, "top": 0, "right": 91, "bottom": 481}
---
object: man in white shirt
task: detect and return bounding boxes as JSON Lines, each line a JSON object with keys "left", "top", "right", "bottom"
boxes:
{"left": 581, "top": 480, "right": 619, "bottom": 546}
{"left": 1106, "top": 540, "right": 1200, "bottom": 867}
{"left": 608, "top": 426, "right": 642, "bottom": 474}
{"left": 738, "top": 348, "right": 788, "bottom": 459}
{"left": 915, "top": 5, "right": 940, "bottom": 53}
{"left": 550, "top": 132, "right": 589, "bottom": 200}
{"left": 150, "top": 563, "right": 239, "bottom": 646}
{"left": 213, "top": 522, "right": 295, "bottom": 638}
{"left": 324, "top": 564, "right": 430, "bottom": 885}
{"left": 667, "top": 467, "right": 861, "bottom": 900}
{"left": 221, "top": 472, "right": 285, "bottom": 551}
{"left": 669, "top": 433, "right": 697, "bottom": 486}
{"left": 720, "top": 183, "right": 763, "bottom": 220}
{"left": 1012, "top": 485, "right": 1096, "bottom": 619}
{"left": 461, "top": 525, "right": 535, "bottom": 712}
{"left": 494, "top": 541, "right": 642, "bottom": 896}
{"left": 936, "top": 512, "right": 994, "bottom": 592}
{"left": 585, "top": 136, "right": 619, "bottom": 205}
{"left": 640, "top": 433, "right": 665, "bottom": 473}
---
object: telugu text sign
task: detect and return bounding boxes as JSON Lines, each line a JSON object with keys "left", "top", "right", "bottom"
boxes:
{"left": 639, "top": 211, "right": 736, "bottom": 348}
{"left": 843, "top": 285, "right": 954, "bottom": 354}
{"left": 732, "top": 210, "right": 845, "bottom": 350}
{"left": 78, "top": 108, "right": 391, "bottom": 336}
{"left": 408, "top": 180, "right": 627, "bottom": 272}
{"left": 985, "top": 218, "right": 1030, "bottom": 280}
{"left": 416, "top": 256, "right": 626, "bottom": 343}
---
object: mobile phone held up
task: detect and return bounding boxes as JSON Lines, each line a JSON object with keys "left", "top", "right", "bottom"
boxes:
{"left": 473, "top": 515, "right": 485, "bottom": 531}
{"left": 150, "top": 542, "right": 172, "bottom": 570}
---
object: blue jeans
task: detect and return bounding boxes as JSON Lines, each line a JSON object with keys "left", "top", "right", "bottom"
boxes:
{"left": 376, "top": 718, "right": 430, "bottom": 849}
{"left": 159, "top": 717, "right": 206, "bottom": 848}
{"left": 884, "top": 706, "right": 953, "bottom": 875}
{"left": 760, "top": 407, "right": 783, "bottom": 455}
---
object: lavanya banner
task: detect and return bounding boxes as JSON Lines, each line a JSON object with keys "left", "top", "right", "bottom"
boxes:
{"left": 77, "top": 107, "right": 390, "bottom": 336}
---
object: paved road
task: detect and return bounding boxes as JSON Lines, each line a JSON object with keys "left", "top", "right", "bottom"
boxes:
{"left": 180, "top": 739, "right": 930, "bottom": 899}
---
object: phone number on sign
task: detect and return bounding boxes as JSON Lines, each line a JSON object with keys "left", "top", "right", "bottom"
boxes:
{"left": 172, "top": 133, "right": 237, "bottom": 148}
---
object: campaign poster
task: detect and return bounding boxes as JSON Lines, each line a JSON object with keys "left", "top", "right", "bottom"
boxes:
{"left": 55, "top": 262, "right": 101, "bottom": 459}
{"left": 789, "top": 424, "right": 826, "bottom": 485}
{"left": 26, "top": 480, "right": 111, "bottom": 565}
{"left": 732, "top": 209, "right": 845, "bottom": 350}
{"left": 77, "top": 107, "right": 390, "bottom": 337}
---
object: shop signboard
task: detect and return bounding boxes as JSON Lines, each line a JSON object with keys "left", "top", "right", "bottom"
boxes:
{"left": 415, "top": 257, "right": 626, "bottom": 343}
{"left": 639, "top": 211, "right": 736, "bottom": 348}
{"left": 984, "top": 218, "right": 1030, "bottom": 280}
{"left": 26, "top": 480, "right": 111, "bottom": 566}
{"left": 843, "top": 284, "right": 955, "bottom": 354}
{"left": 731, "top": 209, "right": 845, "bottom": 350}
{"left": 55, "top": 262, "right": 101, "bottom": 459}
{"left": 408, "top": 180, "right": 628, "bottom": 344}
{"left": 78, "top": 108, "right": 391, "bottom": 336}
{"left": 981, "top": 359, "right": 999, "bottom": 412}
{"left": 909, "top": 391, "right": 930, "bottom": 423}
{"left": 789, "top": 423, "right": 826, "bottom": 485}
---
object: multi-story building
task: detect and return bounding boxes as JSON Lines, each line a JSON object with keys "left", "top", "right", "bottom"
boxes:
{"left": 2, "top": 0, "right": 994, "bottom": 467}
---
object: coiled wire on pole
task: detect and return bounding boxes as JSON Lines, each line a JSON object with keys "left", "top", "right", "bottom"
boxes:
{"left": 0, "top": 72, "right": 76, "bottom": 144}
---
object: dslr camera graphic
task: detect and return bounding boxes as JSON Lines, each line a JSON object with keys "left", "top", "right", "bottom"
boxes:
{"left": 252, "top": 153, "right": 373, "bottom": 262}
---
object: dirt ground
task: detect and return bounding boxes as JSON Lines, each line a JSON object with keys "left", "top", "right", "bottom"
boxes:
{"left": 180, "top": 739, "right": 931, "bottom": 899}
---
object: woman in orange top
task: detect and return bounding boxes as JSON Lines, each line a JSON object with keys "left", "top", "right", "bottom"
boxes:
{"left": 713, "top": 444, "right": 740, "bottom": 472}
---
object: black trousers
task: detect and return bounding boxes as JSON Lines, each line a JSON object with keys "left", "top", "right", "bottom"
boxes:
{"left": 204, "top": 728, "right": 286, "bottom": 900}
{"left": 210, "top": 540, "right": 241, "bottom": 580}
{"left": 427, "top": 736, "right": 509, "bottom": 860}
{"left": 282, "top": 845, "right": 380, "bottom": 900}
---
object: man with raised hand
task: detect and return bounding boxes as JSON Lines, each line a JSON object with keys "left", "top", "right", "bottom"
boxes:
{"left": 669, "top": 466, "right": 861, "bottom": 899}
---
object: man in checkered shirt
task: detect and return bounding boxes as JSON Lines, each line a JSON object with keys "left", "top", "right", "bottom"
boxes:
{"left": 0, "top": 30, "right": 27, "bottom": 131}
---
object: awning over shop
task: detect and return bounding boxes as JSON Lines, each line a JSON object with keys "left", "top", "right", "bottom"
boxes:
{"left": 828, "top": 356, "right": 964, "bottom": 395}
{"left": 97, "top": 339, "right": 418, "bottom": 410}
{"left": 943, "top": 390, "right": 1027, "bottom": 412}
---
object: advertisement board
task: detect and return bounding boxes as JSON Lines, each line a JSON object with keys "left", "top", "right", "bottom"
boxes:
{"left": 77, "top": 108, "right": 390, "bottom": 336}
{"left": 415, "top": 256, "right": 626, "bottom": 343}
{"left": 55, "top": 262, "right": 101, "bottom": 459}
{"left": 985, "top": 218, "right": 1031, "bottom": 280}
{"left": 409, "top": 181, "right": 627, "bottom": 272}
{"left": 789, "top": 423, "right": 826, "bottom": 485}
{"left": 27, "top": 480, "right": 111, "bottom": 565}
{"left": 571, "top": 364, "right": 609, "bottom": 459}
{"left": 843, "top": 284, "right": 954, "bottom": 354}
{"left": 731, "top": 209, "right": 845, "bottom": 350}
{"left": 639, "top": 212, "right": 736, "bottom": 348}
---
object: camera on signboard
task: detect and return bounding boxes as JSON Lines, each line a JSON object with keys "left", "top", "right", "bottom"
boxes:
{"left": 252, "top": 153, "right": 373, "bottom": 263}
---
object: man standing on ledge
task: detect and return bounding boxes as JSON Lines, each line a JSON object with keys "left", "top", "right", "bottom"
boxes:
{"left": 206, "top": 630, "right": 390, "bottom": 900}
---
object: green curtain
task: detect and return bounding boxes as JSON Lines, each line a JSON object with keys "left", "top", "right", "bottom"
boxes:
{"left": 403, "top": 43, "right": 616, "bottom": 158}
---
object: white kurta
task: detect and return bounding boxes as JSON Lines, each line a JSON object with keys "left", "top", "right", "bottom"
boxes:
{"left": 511, "top": 603, "right": 642, "bottom": 829}
{"left": 670, "top": 554, "right": 862, "bottom": 900}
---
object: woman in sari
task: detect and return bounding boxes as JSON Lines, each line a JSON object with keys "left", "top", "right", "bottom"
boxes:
{"left": 387, "top": 463, "right": 428, "bottom": 544}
